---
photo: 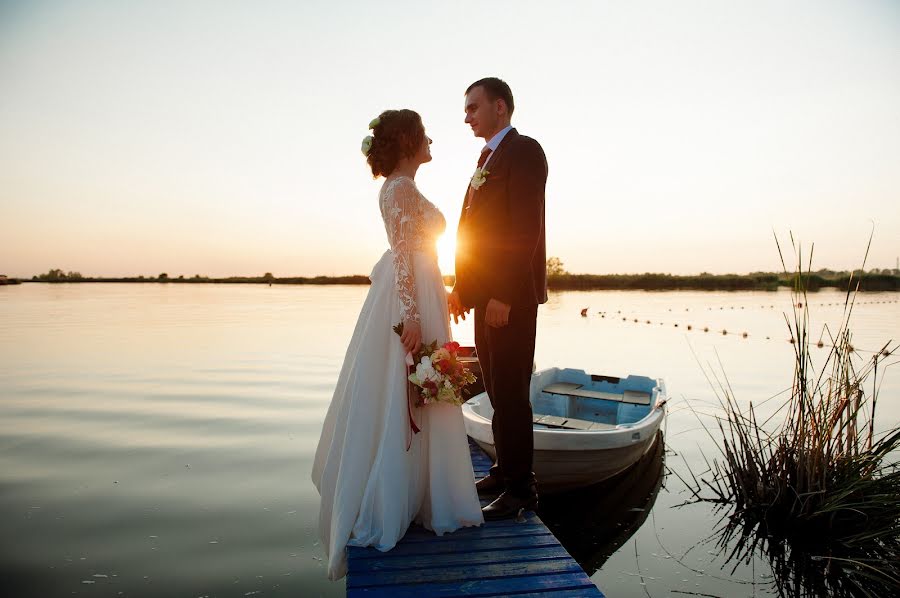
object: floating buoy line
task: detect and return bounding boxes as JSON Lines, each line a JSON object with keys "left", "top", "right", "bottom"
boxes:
{"left": 661, "top": 298, "right": 898, "bottom": 313}
{"left": 577, "top": 303, "right": 897, "bottom": 357}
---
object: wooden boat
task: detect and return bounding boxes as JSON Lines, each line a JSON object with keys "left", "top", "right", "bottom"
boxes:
{"left": 462, "top": 367, "right": 667, "bottom": 493}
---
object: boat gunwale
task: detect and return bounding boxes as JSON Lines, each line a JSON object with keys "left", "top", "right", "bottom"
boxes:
{"left": 465, "top": 398, "right": 664, "bottom": 448}
{"left": 463, "top": 379, "right": 666, "bottom": 452}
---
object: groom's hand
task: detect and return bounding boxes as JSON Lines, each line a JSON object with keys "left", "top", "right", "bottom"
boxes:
{"left": 485, "top": 298, "right": 511, "bottom": 328}
{"left": 448, "top": 291, "right": 468, "bottom": 324}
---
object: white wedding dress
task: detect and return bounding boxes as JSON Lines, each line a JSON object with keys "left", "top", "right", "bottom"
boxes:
{"left": 311, "top": 175, "right": 484, "bottom": 580}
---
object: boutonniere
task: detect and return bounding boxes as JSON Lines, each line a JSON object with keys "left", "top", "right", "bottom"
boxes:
{"left": 470, "top": 167, "right": 489, "bottom": 190}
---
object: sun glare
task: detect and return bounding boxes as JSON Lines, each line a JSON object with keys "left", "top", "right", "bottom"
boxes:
{"left": 437, "top": 233, "right": 456, "bottom": 276}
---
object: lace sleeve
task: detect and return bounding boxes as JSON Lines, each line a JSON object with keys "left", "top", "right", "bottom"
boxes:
{"left": 383, "top": 178, "right": 421, "bottom": 324}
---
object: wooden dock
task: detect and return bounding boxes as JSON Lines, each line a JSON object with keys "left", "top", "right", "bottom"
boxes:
{"left": 346, "top": 438, "right": 605, "bottom": 597}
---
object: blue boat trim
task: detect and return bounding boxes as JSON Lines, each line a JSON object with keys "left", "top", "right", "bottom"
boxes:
{"left": 345, "top": 437, "right": 605, "bottom": 597}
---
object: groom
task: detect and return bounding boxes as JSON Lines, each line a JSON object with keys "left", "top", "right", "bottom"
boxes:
{"left": 449, "top": 77, "right": 548, "bottom": 521}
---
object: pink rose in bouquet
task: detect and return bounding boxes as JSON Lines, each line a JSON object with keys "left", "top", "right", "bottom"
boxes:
{"left": 393, "top": 325, "right": 477, "bottom": 406}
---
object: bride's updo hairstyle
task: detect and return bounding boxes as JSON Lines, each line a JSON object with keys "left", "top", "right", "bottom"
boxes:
{"left": 365, "top": 109, "right": 425, "bottom": 178}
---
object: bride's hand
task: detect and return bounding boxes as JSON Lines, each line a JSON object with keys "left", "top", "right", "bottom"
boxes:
{"left": 448, "top": 291, "right": 467, "bottom": 324}
{"left": 400, "top": 319, "right": 422, "bottom": 355}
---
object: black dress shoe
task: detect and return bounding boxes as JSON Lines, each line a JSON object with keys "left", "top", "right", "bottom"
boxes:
{"left": 475, "top": 475, "right": 505, "bottom": 496}
{"left": 481, "top": 490, "right": 538, "bottom": 521}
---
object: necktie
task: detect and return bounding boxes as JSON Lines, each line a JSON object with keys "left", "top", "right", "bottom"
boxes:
{"left": 477, "top": 148, "right": 491, "bottom": 169}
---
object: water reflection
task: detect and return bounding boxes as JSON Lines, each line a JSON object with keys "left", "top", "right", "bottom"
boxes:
{"left": 1, "top": 284, "right": 896, "bottom": 597}
{"left": 703, "top": 483, "right": 900, "bottom": 598}
{"left": 539, "top": 431, "right": 665, "bottom": 576}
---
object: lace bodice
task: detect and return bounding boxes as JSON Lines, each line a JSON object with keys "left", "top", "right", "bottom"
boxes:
{"left": 379, "top": 176, "right": 446, "bottom": 324}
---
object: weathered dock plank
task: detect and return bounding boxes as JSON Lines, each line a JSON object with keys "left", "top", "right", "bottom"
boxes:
{"left": 349, "top": 532, "right": 561, "bottom": 560}
{"left": 348, "top": 559, "right": 585, "bottom": 588}
{"left": 348, "top": 546, "right": 573, "bottom": 573}
{"left": 347, "top": 572, "right": 601, "bottom": 597}
{"left": 346, "top": 438, "right": 604, "bottom": 597}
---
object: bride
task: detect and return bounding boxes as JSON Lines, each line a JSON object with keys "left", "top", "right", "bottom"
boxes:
{"left": 311, "top": 109, "right": 484, "bottom": 580}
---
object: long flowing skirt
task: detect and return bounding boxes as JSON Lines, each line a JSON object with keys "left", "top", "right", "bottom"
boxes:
{"left": 311, "top": 250, "right": 484, "bottom": 580}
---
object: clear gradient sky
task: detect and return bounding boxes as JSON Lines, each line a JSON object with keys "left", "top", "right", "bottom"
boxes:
{"left": 2, "top": 0, "right": 899, "bottom": 279}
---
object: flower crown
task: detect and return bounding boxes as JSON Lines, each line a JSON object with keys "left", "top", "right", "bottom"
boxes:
{"left": 360, "top": 116, "right": 380, "bottom": 157}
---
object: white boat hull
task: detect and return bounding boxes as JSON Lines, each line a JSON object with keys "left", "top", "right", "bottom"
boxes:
{"left": 463, "top": 367, "right": 667, "bottom": 493}
{"left": 472, "top": 435, "right": 660, "bottom": 493}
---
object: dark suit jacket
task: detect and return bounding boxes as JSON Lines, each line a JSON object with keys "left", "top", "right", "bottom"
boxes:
{"left": 453, "top": 128, "right": 549, "bottom": 309}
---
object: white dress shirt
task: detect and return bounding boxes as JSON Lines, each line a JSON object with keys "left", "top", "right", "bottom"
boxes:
{"left": 481, "top": 125, "right": 513, "bottom": 169}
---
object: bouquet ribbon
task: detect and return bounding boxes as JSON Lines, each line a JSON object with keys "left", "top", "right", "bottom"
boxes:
{"left": 405, "top": 351, "right": 421, "bottom": 451}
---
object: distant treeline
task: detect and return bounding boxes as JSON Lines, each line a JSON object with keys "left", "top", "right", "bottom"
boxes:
{"left": 31, "top": 270, "right": 369, "bottom": 285}
{"left": 545, "top": 271, "right": 900, "bottom": 292}
{"left": 27, "top": 267, "right": 900, "bottom": 291}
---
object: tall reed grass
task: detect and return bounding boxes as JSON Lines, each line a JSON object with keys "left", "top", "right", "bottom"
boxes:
{"left": 681, "top": 236, "right": 900, "bottom": 597}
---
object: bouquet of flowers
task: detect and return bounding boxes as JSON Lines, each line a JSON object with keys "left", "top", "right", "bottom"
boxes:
{"left": 393, "top": 323, "right": 477, "bottom": 407}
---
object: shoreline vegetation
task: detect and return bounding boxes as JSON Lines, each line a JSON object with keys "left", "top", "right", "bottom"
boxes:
{"left": 19, "top": 264, "right": 900, "bottom": 292}
{"left": 678, "top": 240, "right": 900, "bottom": 597}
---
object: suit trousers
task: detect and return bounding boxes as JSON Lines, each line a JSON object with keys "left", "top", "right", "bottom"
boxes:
{"left": 474, "top": 302, "right": 539, "bottom": 497}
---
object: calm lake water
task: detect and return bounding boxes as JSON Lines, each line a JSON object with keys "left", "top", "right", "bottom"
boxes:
{"left": 1, "top": 283, "right": 898, "bottom": 597}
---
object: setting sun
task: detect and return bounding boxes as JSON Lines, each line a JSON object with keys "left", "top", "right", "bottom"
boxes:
{"left": 437, "top": 233, "right": 456, "bottom": 275}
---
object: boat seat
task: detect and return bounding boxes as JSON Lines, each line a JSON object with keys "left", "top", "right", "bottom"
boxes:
{"left": 533, "top": 414, "right": 570, "bottom": 427}
{"left": 542, "top": 383, "right": 651, "bottom": 406}
{"left": 543, "top": 383, "right": 621, "bottom": 402}
{"left": 542, "top": 382, "right": 582, "bottom": 393}
{"left": 622, "top": 391, "right": 652, "bottom": 406}
{"left": 533, "top": 414, "right": 617, "bottom": 431}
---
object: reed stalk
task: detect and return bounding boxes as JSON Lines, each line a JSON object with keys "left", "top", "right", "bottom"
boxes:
{"left": 685, "top": 235, "right": 900, "bottom": 597}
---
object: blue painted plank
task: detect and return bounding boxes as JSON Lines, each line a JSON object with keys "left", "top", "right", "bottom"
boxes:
{"left": 347, "top": 545, "right": 572, "bottom": 573}
{"left": 349, "top": 530, "right": 554, "bottom": 555}
{"left": 399, "top": 523, "right": 544, "bottom": 541}
{"left": 478, "top": 511, "right": 542, "bottom": 525}
{"left": 346, "top": 571, "right": 600, "bottom": 597}
{"left": 348, "top": 533, "right": 560, "bottom": 559}
{"left": 468, "top": 440, "right": 494, "bottom": 468}
{"left": 348, "top": 531, "right": 556, "bottom": 556}
{"left": 348, "top": 558, "right": 584, "bottom": 588}
{"left": 398, "top": 523, "right": 548, "bottom": 542}
{"left": 345, "top": 437, "right": 604, "bottom": 597}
